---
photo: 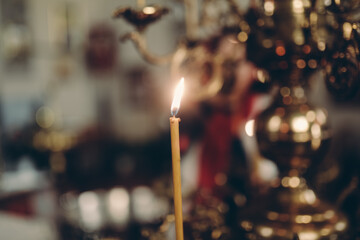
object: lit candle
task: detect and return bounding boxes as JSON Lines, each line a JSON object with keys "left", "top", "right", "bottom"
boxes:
{"left": 170, "top": 78, "right": 185, "bottom": 240}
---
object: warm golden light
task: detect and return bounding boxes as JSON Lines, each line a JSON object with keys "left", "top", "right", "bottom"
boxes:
{"left": 293, "top": 29, "right": 305, "bottom": 45}
{"left": 324, "top": 210, "right": 335, "bottom": 219}
{"left": 256, "top": 69, "right": 267, "bottom": 83}
{"left": 281, "top": 177, "right": 290, "bottom": 187}
{"left": 292, "top": 0, "right": 304, "bottom": 13}
{"left": 318, "top": 41, "right": 326, "bottom": 51}
{"left": 335, "top": 221, "right": 347, "bottom": 231}
{"left": 171, "top": 78, "right": 185, "bottom": 116}
{"left": 343, "top": 22, "right": 352, "bottom": 40}
{"left": 288, "top": 176, "right": 300, "bottom": 188}
{"left": 237, "top": 31, "right": 248, "bottom": 42}
{"left": 107, "top": 187, "right": 130, "bottom": 225}
{"left": 306, "top": 110, "right": 316, "bottom": 122}
{"left": 295, "top": 215, "right": 312, "bottom": 224}
{"left": 258, "top": 226, "right": 273, "bottom": 237}
{"left": 301, "top": 189, "right": 316, "bottom": 204}
{"left": 264, "top": 1, "right": 275, "bottom": 16}
{"left": 298, "top": 232, "right": 319, "bottom": 240}
{"left": 316, "top": 109, "right": 327, "bottom": 124}
{"left": 245, "top": 119, "right": 255, "bottom": 137}
{"left": 169, "top": 79, "right": 185, "bottom": 240}
{"left": 268, "top": 116, "right": 281, "bottom": 132}
{"left": 143, "top": 6, "right": 156, "bottom": 14}
{"left": 291, "top": 116, "right": 309, "bottom": 133}
{"left": 311, "top": 123, "right": 321, "bottom": 138}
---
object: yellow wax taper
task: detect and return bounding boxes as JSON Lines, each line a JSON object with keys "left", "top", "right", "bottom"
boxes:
{"left": 169, "top": 78, "right": 185, "bottom": 240}
{"left": 170, "top": 116, "right": 184, "bottom": 240}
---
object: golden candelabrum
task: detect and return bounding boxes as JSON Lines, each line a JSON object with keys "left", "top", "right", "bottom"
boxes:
{"left": 241, "top": 0, "right": 359, "bottom": 237}
{"left": 114, "top": 0, "right": 359, "bottom": 239}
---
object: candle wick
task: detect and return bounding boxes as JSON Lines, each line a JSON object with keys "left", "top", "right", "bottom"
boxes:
{"left": 171, "top": 107, "right": 179, "bottom": 117}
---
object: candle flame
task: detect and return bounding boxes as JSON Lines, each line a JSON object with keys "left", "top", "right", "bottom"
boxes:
{"left": 171, "top": 78, "right": 185, "bottom": 116}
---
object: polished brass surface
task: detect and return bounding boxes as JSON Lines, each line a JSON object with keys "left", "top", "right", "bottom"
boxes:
{"left": 325, "top": 0, "right": 360, "bottom": 22}
{"left": 238, "top": 84, "right": 349, "bottom": 240}
{"left": 240, "top": 184, "right": 348, "bottom": 240}
{"left": 324, "top": 36, "right": 360, "bottom": 100}
{"left": 236, "top": 0, "right": 352, "bottom": 237}
{"left": 256, "top": 85, "right": 331, "bottom": 171}
{"left": 112, "top": 5, "right": 169, "bottom": 32}
{"left": 113, "top": 5, "right": 172, "bottom": 65}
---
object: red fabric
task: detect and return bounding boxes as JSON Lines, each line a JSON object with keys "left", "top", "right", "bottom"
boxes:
{"left": 198, "top": 94, "right": 257, "bottom": 190}
{"left": 198, "top": 112, "right": 232, "bottom": 190}
{"left": 0, "top": 193, "right": 34, "bottom": 217}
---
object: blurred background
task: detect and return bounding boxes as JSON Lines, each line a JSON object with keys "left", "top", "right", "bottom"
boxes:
{"left": 0, "top": 0, "right": 359, "bottom": 239}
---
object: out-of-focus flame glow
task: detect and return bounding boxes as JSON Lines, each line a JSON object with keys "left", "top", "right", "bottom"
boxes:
{"left": 324, "top": 0, "right": 331, "bottom": 6}
{"left": 171, "top": 78, "right": 185, "bottom": 116}
{"left": 311, "top": 123, "right": 321, "bottom": 138}
{"left": 343, "top": 22, "right": 352, "bottom": 40}
{"left": 306, "top": 110, "right": 316, "bottom": 122}
{"left": 107, "top": 187, "right": 130, "bottom": 226}
{"left": 264, "top": 1, "right": 275, "bottom": 16}
{"left": 143, "top": 6, "right": 156, "bottom": 15}
{"left": 282, "top": 177, "right": 290, "bottom": 187}
{"left": 298, "top": 231, "right": 319, "bottom": 240}
{"left": 132, "top": 186, "right": 169, "bottom": 223}
{"left": 316, "top": 109, "right": 327, "bottom": 124}
{"left": 291, "top": 116, "right": 309, "bottom": 133}
{"left": 245, "top": 119, "right": 255, "bottom": 137}
{"left": 295, "top": 215, "right": 312, "bottom": 224}
{"left": 132, "top": 186, "right": 154, "bottom": 222}
{"left": 79, "top": 191, "right": 99, "bottom": 213}
{"left": 302, "top": 189, "right": 316, "bottom": 204}
{"left": 293, "top": 0, "right": 304, "bottom": 13}
{"left": 258, "top": 226, "right": 273, "bottom": 237}
{"left": 78, "top": 191, "right": 103, "bottom": 231}
{"left": 288, "top": 176, "right": 300, "bottom": 188}
{"left": 257, "top": 159, "right": 278, "bottom": 182}
{"left": 335, "top": 221, "right": 347, "bottom": 231}
{"left": 257, "top": 69, "right": 267, "bottom": 83}
{"left": 268, "top": 116, "right": 281, "bottom": 132}
{"left": 324, "top": 210, "right": 335, "bottom": 219}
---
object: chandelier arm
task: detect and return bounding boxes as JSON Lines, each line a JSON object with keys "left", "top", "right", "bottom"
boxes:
{"left": 120, "top": 31, "right": 174, "bottom": 65}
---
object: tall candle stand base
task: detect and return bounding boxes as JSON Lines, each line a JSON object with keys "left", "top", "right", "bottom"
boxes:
{"left": 238, "top": 85, "right": 349, "bottom": 240}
